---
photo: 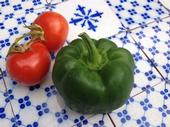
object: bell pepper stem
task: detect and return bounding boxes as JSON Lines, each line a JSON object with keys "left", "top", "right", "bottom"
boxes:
{"left": 79, "top": 33, "right": 101, "bottom": 68}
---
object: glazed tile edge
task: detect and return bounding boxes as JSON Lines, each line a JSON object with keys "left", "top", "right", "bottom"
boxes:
{"left": 130, "top": 16, "right": 170, "bottom": 83}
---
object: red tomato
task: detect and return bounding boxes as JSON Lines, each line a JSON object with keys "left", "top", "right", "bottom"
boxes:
{"left": 34, "top": 11, "right": 69, "bottom": 52}
{"left": 6, "top": 40, "right": 51, "bottom": 86}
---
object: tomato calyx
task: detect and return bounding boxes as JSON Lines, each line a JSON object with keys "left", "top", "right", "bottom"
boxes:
{"left": 7, "top": 36, "right": 33, "bottom": 56}
{"left": 7, "top": 24, "right": 45, "bottom": 56}
{"left": 24, "top": 24, "right": 45, "bottom": 41}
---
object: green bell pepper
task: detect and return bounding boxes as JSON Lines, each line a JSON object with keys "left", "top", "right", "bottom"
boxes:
{"left": 52, "top": 33, "right": 135, "bottom": 114}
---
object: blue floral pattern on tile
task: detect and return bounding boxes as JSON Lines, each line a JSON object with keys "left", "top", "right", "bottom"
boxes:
{"left": 158, "top": 105, "right": 170, "bottom": 117}
{"left": 11, "top": 114, "right": 22, "bottom": 127}
{"left": 74, "top": 116, "right": 88, "bottom": 127}
{"left": 36, "top": 103, "right": 49, "bottom": 116}
{"left": 55, "top": 109, "right": 68, "bottom": 123}
{"left": 44, "top": 85, "right": 57, "bottom": 97}
{"left": 136, "top": 116, "right": 150, "bottom": 127}
{"left": 140, "top": 98, "right": 152, "bottom": 111}
{"left": 32, "top": 0, "right": 42, "bottom": 6}
{"left": 105, "top": 0, "right": 169, "bottom": 29}
{"left": 29, "top": 84, "right": 40, "bottom": 91}
{"left": 93, "top": 120, "right": 104, "bottom": 127}
{"left": 0, "top": 0, "right": 10, "bottom": 7}
{"left": 25, "top": 8, "right": 34, "bottom": 14}
{"left": 4, "top": 13, "right": 14, "bottom": 20}
{"left": 8, "top": 27, "right": 19, "bottom": 36}
{"left": 13, "top": 4, "right": 23, "bottom": 11}
{"left": 17, "top": 17, "right": 26, "bottom": 24}
{"left": 18, "top": 96, "right": 31, "bottom": 109}
{"left": 70, "top": 5, "right": 103, "bottom": 31}
{"left": 26, "top": 122, "right": 39, "bottom": 127}
{"left": 117, "top": 110, "right": 131, "bottom": 123}
{"left": 3, "top": 89, "right": 14, "bottom": 103}
{"left": 0, "top": 107, "right": 6, "bottom": 119}
{"left": 0, "top": 22, "right": 5, "bottom": 29}
{"left": 0, "top": 39, "right": 10, "bottom": 48}
{"left": 160, "top": 88, "right": 170, "bottom": 100}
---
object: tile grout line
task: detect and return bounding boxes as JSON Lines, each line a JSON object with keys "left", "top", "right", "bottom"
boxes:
{"left": 107, "top": 113, "right": 116, "bottom": 127}
{"left": 0, "top": 68, "right": 16, "bottom": 118}
{"left": 129, "top": 33, "right": 167, "bottom": 83}
{"left": 107, "top": 14, "right": 170, "bottom": 44}
{"left": 105, "top": 0, "right": 170, "bottom": 32}
{"left": 0, "top": 0, "right": 69, "bottom": 19}
{"left": 131, "top": 80, "right": 162, "bottom": 98}
{"left": 129, "top": 15, "right": 170, "bottom": 32}
{"left": 158, "top": 0, "right": 170, "bottom": 14}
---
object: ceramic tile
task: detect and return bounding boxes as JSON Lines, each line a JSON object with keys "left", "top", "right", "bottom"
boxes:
{"left": 51, "top": 0, "right": 122, "bottom": 41}
{"left": 131, "top": 16, "right": 170, "bottom": 83}
{"left": 0, "top": 0, "right": 48, "bottom": 17}
{"left": 1, "top": 70, "right": 95, "bottom": 127}
{"left": 72, "top": 114, "right": 114, "bottom": 127}
{"left": 105, "top": 0, "right": 170, "bottom": 29}
{"left": 159, "top": 0, "right": 170, "bottom": 11}
{"left": 107, "top": 33, "right": 162, "bottom": 96}
{"left": 0, "top": 91, "right": 14, "bottom": 119}
{"left": 110, "top": 81, "right": 170, "bottom": 127}
{"left": 0, "top": 79, "right": 18, "bottom": 127}
{"left": 0, "top": 0, "right": 67, "bottom": 22}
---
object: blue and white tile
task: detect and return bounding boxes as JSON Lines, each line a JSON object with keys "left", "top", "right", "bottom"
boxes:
{"left": 51, "top": 0, "right": 122, "bottom": 41}
{"left": 0, "top": 104, "right": 14, "bottom": 127}
{"left": 0, "top": 86, "right": 16, "bottom": 127}
{"left": 105, "top": 0, "right": 170, "bottom": 29}
{"left": 110, "top": 81, "right": 170, "bottom": 127}
{"left": 73, "top": 114, "right": 114, "bottom": 127}
{"left": 107, "top": 33, "right": 162, "bottom": 96}
{"left": 159, "top": 0, "right": 170, "bottom": 11}
{"left": 3, "top": 72, "right": 92, "bottom": 127}
{"left": 131, "top": 16, "right": 170, "bottom": 82}
{"left": 0, "top": 0, "right": 59, "bottom": 17}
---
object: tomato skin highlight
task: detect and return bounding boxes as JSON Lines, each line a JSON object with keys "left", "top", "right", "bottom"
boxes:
{"left": 6, "top": 40, "right": 51, "bottom": 86}
{"left": 34, "top": 11, "right": 69, "bottom": 52}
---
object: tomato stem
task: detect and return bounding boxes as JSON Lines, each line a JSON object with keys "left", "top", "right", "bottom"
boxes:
{"left": 24, "top": 24, "right": 44, "bottom": 40}
{"left": 7, "top": 24, "right": 44, "bottom": 56}
{"left": 7, "top": 34, "right": 32, "bottom": 56}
